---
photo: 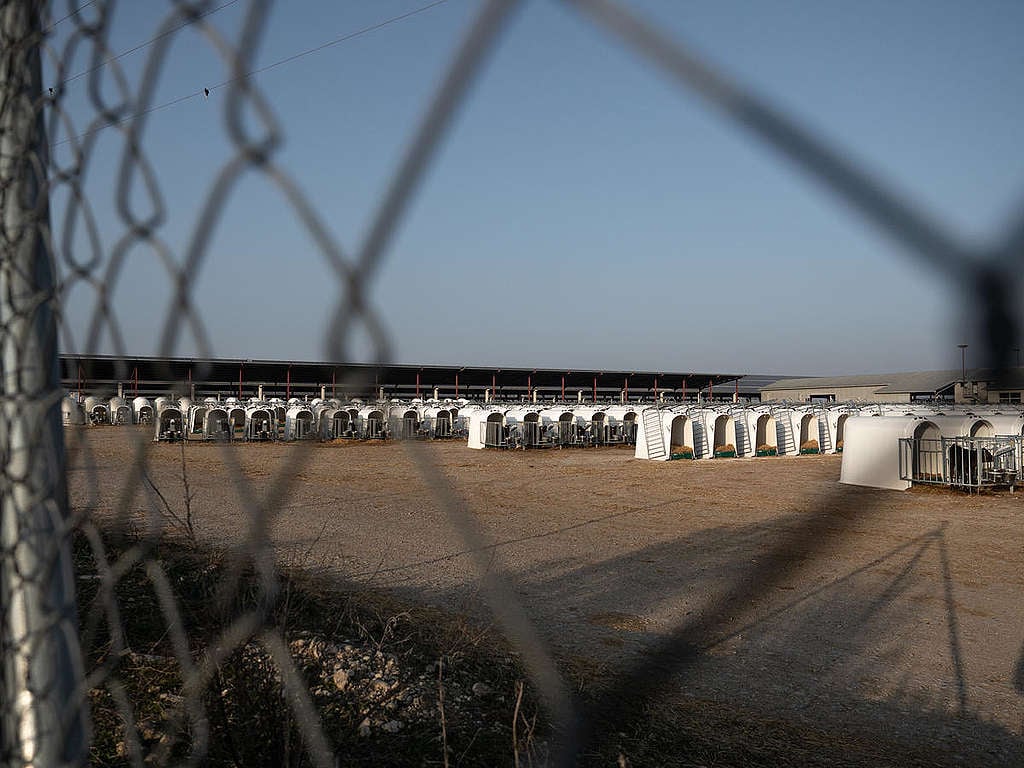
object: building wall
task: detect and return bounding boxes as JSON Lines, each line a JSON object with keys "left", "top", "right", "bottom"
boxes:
{"left": 955, "top": 380, "right": 990, "bottom": 404}
{"left": 761, "top": 385, "right": 909, "bottom": 403}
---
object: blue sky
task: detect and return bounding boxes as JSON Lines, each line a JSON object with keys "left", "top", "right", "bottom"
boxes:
{"left": 46, "top": 0, "right": 1024, "bottom": 375}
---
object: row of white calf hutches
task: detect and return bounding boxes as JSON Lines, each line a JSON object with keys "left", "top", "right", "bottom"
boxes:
{"left": 635, "top": 407, "right": 735, "bottom": 460}
{"left": 632, "top": 403, "right": 861, "bottom": 461}
{"left": 467, "top": 404, "right": 641, "bottom": 449}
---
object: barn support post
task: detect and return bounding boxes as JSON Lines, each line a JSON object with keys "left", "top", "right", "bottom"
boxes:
{"left": 416, "top": 371, "right": 420, "bottom": 399}
{"left": 492, "top": 373, "right": 497, "bottom": 402}
{"left": 623, "top": 376, "right": 628, "bottom": 402}
{"left": 561, "top": 375, "right": 565, "bottom": 401}
{"left": 709, "top": 381, "right": 714, "bottom": 401}
{"left": 239, "top": 366, "right": 243, "bottom": 399}
{"left": 593, "top": 376, "right": 597, "bottom": 404}
{"left": 286, "top": 366, "right": 291, "bottom": 401}
{"left": 454, "top": 372, "right": 459, "bottom": 398}
{"left": 682, "top": 377, "right": 687, "bottom": 402}
{"left": 654, "top": 377, "right": 659, "bottom": 401}
{"left": 332, "top": 368, "right": 336, "bottom": 399}
{"left": 0, "top": 5, "right": 87, "bottom": 763}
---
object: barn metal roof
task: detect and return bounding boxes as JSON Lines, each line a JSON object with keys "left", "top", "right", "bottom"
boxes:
{"left": 761, "top": 369, "right": 985, "bottom": 395}
{"left": 60, "top": 354, "right": 768, "bottom": 400}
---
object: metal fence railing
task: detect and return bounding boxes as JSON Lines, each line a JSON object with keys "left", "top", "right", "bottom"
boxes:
{"left": 3, "top": 1, "right": 1023, "bottom": 766}
{"left": 899, "top": 435, "right": 1021, "bottom": 490}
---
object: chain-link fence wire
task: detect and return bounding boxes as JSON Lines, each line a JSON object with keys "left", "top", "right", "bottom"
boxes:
{"left": 2, "top": 0, "right": 1021, "bottom": 765}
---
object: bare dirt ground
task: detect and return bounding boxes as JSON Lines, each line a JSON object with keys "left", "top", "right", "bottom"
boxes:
{"left": 68, "top": 428, "right": 1024, "bottom": 764}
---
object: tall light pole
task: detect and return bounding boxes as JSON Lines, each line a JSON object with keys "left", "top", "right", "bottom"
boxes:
{"left": 958, "top": 344, "right": 968, "bottom": 384}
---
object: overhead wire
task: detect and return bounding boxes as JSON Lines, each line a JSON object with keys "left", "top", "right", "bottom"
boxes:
{"left": 44, "top": 0, "right": 100, "bottom": 34}
{"left": 57, "top": 0, "right": 242, "bottom": 88}
{"left": 50, "top": 0, "right": 449, "bottom": 149}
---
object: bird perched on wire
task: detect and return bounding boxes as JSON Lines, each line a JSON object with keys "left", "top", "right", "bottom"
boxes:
{"left": 203, "top": 87, "right": 210, "bottom": 100}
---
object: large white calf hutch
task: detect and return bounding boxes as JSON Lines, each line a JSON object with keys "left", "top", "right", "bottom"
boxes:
{"left": 839, "top": 416, "right": 940, "bottom": 491}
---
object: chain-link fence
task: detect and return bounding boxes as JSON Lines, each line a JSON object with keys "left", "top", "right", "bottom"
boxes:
{"left": 2, "top": 1, "right": 1022, "bottom": 766}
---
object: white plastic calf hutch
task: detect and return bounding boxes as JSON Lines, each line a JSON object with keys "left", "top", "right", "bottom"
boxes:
{"left": 466, "top": 408, "right": 506, "bottom": 449}
{"left": 269, "top": 400, "right": 287, "bottom": 437}
{"left": 83, "top": 396, "right": 109, "bottom": 425}
{"left": 108, "top": 396, "right": 132, "bottom": 425}
{"left": 634, "top": 408, "right": 693, "bottom": 461}
{"left": 187, "top": 405, "right": 207, "bottom": 437}
{"left": 464, "top": 408, "right": 488, "bottom": 449}
{"left": 540, "top": 408, "right": 576, "bottom": 447}
{"left": 734, "top": 408, "right": 777, "bottom": 457}
{"left": 393, "top": 408, "right": 421, "bottom": 440}
{"left": 818, "top": 407, "right": 859, "bottom": 454}
{"left": 154, "top": 405, "right": 184, "bottom": 442}
{"left": 316, "top": 406, "right": 351, "bottom": 440}
{"left": 358, "top": 407, "right": 386, "bottom": 439}
{"left": 573, "top": 408, "right": 608, "bottom": 446}
{"left": 132, "top": 397, "right": 154, "bottom": 424}
{"left": 839, "top": 416, "right": 940, "bottom": 491}
{"left": 603, "top": 406, "right": 638, "bottom": 445}
{"left": 62, "top": 396, "right": 86, "bottom": 426}
{"left": 690, "top": 409, "right": 736, "bottom": 459}
{"left": 284, "top": 406, "right": 315, "bottom": 440}
{"left": 421, "top": 405, "right": 455, "bottom": 439}
{"left": 204, "top": 407, "right": 231, "bottom": 440}
{"left": 245, "top": 406, "right": 275, "bottom": 441}
{"left": 984, "top": 414, "right": 1024, "bottom": 436}
{"left": 505, "top": 407, "right": 543, "bottom": 448}
{"left": 773, "top": 408, "right": 819, "bottom": 455}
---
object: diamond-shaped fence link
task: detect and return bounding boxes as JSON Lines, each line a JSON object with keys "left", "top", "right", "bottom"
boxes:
{"left": 1, "top": 0, "right": 1020, "bottom": 766}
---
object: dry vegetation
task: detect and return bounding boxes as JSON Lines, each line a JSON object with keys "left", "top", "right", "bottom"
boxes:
{"left": 68, "top": 428, "right": 1024, "bottom": 766}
